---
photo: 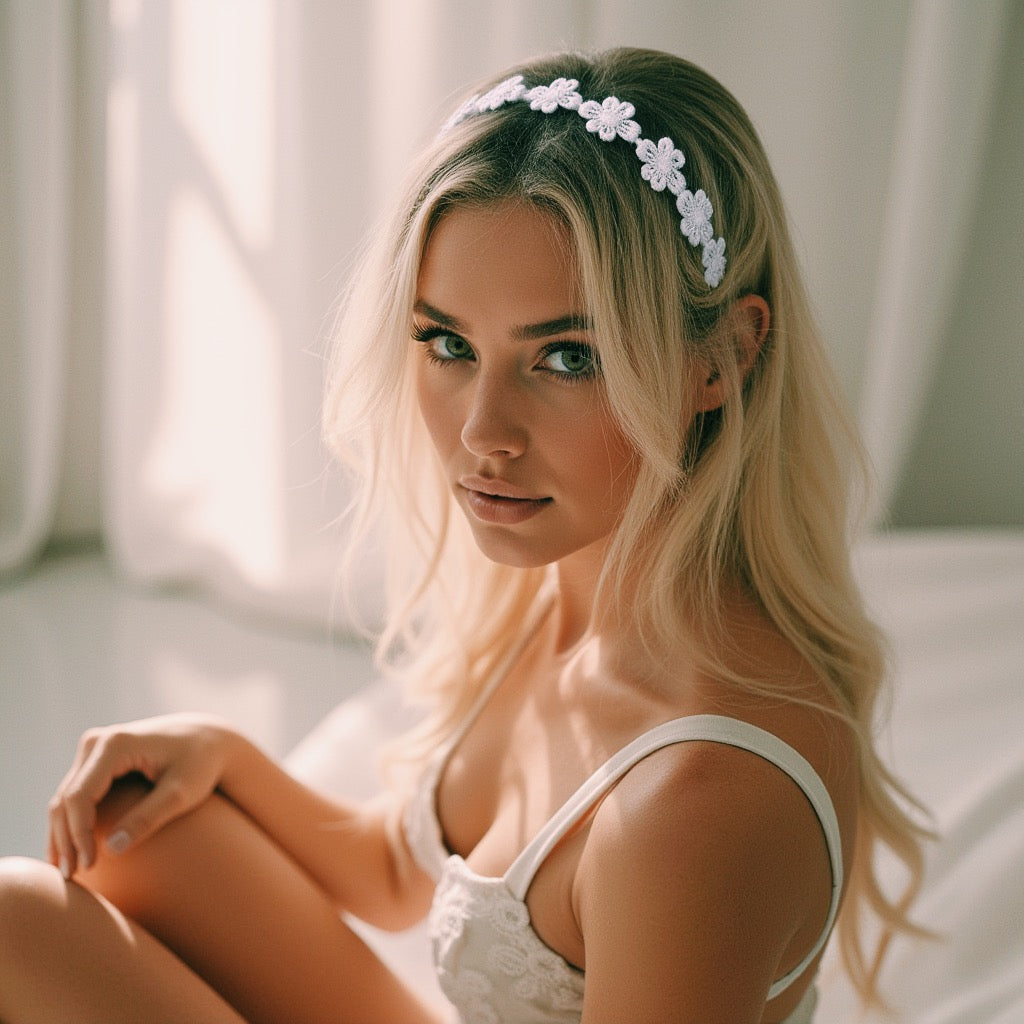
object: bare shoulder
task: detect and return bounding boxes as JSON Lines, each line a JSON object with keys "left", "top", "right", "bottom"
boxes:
{"left": 574, "top": 731, "right": 835, "bottom": 1023}
{"left": 573, "top": 625, "right": 855, "bottom": 1022}
{"left": 695, "top": 594, "right": 861, "bottom": 820}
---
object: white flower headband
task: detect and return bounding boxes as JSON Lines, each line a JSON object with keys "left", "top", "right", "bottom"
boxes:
{"left": 443, "top": 74, "right": 727, "bottom": 288}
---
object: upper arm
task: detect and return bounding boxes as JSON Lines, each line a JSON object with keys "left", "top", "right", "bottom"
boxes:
{"left": 340, "top": 791, "right": 439, "bottom": 930}
{"left": 576, "top": 741, "right": 830, "bottom": 1024}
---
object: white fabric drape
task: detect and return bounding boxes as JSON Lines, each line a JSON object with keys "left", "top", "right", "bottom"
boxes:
{"left": 0, "top": 0, "right": 72, "bottom": 571}
{"left": 859, "top": 0, "right": 1013, "bottom": 523}
{"left": 2, "top": 0, "right": 1022, "bottom": 629}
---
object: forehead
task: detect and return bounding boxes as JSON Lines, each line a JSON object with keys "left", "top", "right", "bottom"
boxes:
{"left": 416, "top": 202, "right": 583, "bottom": 320}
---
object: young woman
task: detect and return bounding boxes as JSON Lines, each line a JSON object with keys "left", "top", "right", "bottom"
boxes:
{"left": 0, "top": 48, "right": 928, "bottom": 1024}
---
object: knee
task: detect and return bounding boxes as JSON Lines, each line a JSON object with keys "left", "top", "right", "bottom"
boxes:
{"left": 79, "top": 781, "right": 240, "bottom": 923}
{"left": 79, "top": 772, "right": 197, "bottom": 888}
{"left": 73, "top": 774, "right": 156, "bottom": 901}
{"left": 0, "top": 855, "right": 63, "bottom": 905}
{"left": 0, "top": 858, "right": 69, "bottom": 1016}
{"left": 0, "top": 856, "right": 67, "bottom": 940}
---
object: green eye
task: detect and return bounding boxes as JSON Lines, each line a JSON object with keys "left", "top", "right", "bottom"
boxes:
{"left": 439, "top": 335, "right": 472, "bottom": 359}
{"left": 540, "top": 344, "right": 598, "bottom": 379}
{"left": 552, "top": 349, "right": 591, "bottom": 373}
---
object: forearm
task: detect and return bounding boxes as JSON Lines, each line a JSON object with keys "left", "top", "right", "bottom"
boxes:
{"left": 216, "top": 730, "right": 432, "bottom": 930}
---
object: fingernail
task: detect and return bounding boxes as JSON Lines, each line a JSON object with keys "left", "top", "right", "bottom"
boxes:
{"left": 59, "top": 857, "right": 72, "bottom": 880}
{"left": 107, "top": 830, "right": 131, "bottom": 854}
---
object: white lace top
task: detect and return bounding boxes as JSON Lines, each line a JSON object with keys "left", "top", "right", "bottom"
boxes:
{"left": 402, "top": 631, "right": 842, "bottom": 1024}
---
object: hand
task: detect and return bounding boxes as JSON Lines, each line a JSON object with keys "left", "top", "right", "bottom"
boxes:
{"left": 47, "top": 713, "right": 241, "bottom": 879}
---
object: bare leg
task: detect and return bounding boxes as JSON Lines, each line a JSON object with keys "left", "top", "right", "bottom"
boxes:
{"left": 0, "top": 778, "right": 441, "bottom": 1024}
{"left": 0, "top": 856, "right": 249, "bottom": 1024}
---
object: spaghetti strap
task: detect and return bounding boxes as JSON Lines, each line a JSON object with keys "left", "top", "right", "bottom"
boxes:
{"left": 503, "top": 714, "right": 843, "bottom": 1001}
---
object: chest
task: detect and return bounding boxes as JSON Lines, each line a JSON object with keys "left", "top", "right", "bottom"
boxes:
{"left": 432, "top": 669, "right": 680, "bottom": 969}
{"left": 437, "top": 660, "right": 656, "bottom": 864}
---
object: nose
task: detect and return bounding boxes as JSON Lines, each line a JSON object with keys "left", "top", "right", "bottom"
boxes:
{"left": 460, "top": 370, "right": 527, "bottom": 459}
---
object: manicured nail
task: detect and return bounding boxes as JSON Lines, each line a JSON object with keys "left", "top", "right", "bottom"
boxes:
{"left": 107, "top": 830, "right": 131, "bottom": 854}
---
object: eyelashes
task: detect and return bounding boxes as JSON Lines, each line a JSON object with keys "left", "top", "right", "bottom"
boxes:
{"left": 411, "top": 324, "right": 474, "bottom": 365}
{"left": 411, "top": 323, "right": 601, "bottom": 383}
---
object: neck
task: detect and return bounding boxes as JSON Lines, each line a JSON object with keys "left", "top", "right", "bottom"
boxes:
{"left": 546, "top": 543, "right": 695, "bottom": 711}
{"left": 550, "top": 540, "right": 632, "bottom": 657}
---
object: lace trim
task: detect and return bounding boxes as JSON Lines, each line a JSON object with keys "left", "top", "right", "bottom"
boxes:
{"left": 429, "top": 856, "right": 584, "bottom": 1022}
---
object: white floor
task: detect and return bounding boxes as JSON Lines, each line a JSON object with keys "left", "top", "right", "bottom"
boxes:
{"left": 0, "top": 547, "right": 374, "bottom": 859}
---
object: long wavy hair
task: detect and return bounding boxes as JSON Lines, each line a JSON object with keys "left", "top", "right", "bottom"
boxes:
{"left": 324, "top": 46, "right": 930, "bottom": 1009}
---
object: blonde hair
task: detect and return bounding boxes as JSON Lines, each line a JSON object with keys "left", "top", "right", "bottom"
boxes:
{"left": 324, "top": 46, "right": 930, "bottom": 1010}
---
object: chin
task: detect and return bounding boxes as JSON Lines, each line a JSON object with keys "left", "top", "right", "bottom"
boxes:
{"left": 462, "top": 523, "right": 560, "bottom": 570}
{"left": 471, "top": 536, "right": 558, "bottom": 570}
{"left": 467, "top": 524, "right": 609, "bottom": 574}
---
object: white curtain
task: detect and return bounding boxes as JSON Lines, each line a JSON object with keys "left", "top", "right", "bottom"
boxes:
{"left": 858, "top": 0, "right": 1016, "bottom": 523}
{"left": 1, "top": 1, "right": 74, "bottom": 571}
{"left": 2, "top": 0, "right": 1021, "bottom": 630}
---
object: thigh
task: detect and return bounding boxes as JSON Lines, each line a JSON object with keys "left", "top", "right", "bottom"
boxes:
{"left": 78, "top": 777, "right": 442, "bottom": 1024}
{"left": 0, "top": 856, "right": 248, "bottom": 1024}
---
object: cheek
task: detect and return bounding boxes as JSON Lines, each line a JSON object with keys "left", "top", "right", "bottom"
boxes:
{"left": 415, "top": 367, "right": 454, "bottom": 451}
{"left": 572, "top": 411, "right": 639, "bottom": 510}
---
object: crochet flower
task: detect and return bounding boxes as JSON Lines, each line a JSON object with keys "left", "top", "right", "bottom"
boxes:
{"left": 487, "top": 892, "right": 531, "bottom": 935}
{"left": 506, "top": 943, "right": 574, "bottom": 1000}
{"left": 429, "top": 881, "right": 473, "bottom": 963}
{"left": 702, "top": 237, "right": 727, "bottom": 287}
{"left": 677, "top": 188, "right": 715, "bottom": 246}
{"left": 636, "top": 136, "right": 686, "bottom": 193}
{"left": 526, "top": 77, "right": 582, "bottom": 112}
{"left": 436, "top": 75, "right": 728, "bottom": 289}
{"left": 477, "top": 74, "right": 526, "bottom": 111}
{"left": 578, "top": 97, "right": 641, "bottom": 142}
{"left": 441, "top": 94, "right": 481, "bottom": 133}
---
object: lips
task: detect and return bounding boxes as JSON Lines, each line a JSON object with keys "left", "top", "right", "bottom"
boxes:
{"left": 458, "top": 475, "right": 548, "bottom": 502}
{"left": 458, "top": 476, "right": 552, "bottom": 525}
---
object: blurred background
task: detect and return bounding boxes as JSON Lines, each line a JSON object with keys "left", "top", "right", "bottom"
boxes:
{"left": 2, "top": 0, "right": 1022, "bottom": 855}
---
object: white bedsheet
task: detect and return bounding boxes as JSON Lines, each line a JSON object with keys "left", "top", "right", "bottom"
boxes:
{"left": 818, "top": 532, "right": 1024, "bottom": 1023}
{"left": 287, "top": 530, "right": 1024, "bottom": 1022}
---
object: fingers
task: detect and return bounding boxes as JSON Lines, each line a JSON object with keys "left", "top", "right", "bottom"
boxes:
{"left": 46, "top": 716, "right": 230, "bottom": 880}
{"left": 100, "top": 771, "right": 192, "bottom": 855}
{"left": 47, "top": 727, "right": 143, "bottom": 877}
{"left": 47, "top": 803, "right": 77, "bottom": 879}
{"left": 48, "top": 729, "right": 103, "bottom": 878}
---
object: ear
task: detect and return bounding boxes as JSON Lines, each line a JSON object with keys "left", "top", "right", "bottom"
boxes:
{"left": 694, "top": 294, "right": 770, "bottom": 413}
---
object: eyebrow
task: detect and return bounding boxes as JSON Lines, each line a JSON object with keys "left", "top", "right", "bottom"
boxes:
{"left": 413, "top": 300, "right": 593, "bottom": 340}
